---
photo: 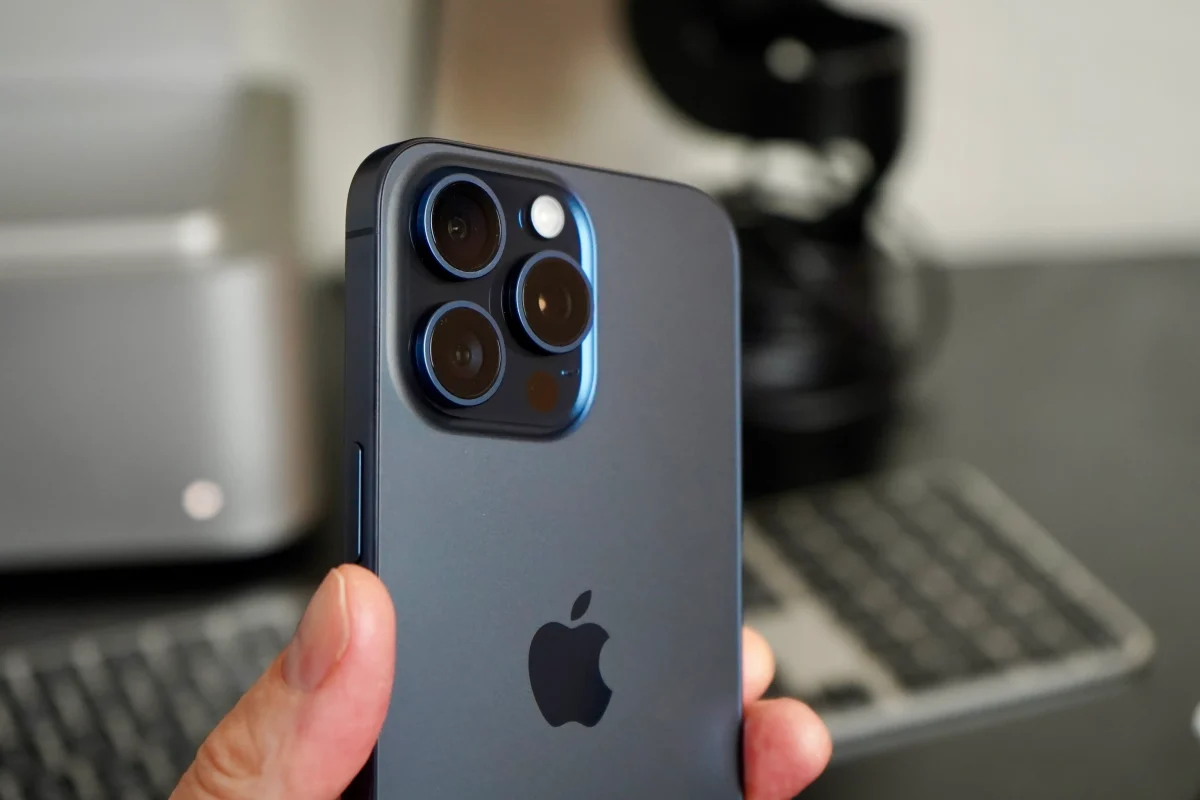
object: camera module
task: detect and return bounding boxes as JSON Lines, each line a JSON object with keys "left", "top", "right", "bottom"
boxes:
{"left": 420, "top": 174, "right": 505, "bottom": 278}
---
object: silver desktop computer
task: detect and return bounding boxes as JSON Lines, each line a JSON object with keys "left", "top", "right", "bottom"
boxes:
{"left": 0, "top": 84, "right": 320, "bottom": 566}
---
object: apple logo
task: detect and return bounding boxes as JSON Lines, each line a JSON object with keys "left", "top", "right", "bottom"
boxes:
{"left": 528, "top": 590, "right": 612, "bottom": 727}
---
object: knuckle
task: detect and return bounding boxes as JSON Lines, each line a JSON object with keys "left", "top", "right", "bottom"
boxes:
{"left": 178, "top": 713, "right": 268, "bottom": 799}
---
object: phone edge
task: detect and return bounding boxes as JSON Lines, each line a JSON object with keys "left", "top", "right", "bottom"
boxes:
{"left": 342, "top": 137, "right": 435, "bottom": 800}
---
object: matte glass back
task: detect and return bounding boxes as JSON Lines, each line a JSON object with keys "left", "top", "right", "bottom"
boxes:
{"left": 345, "top": 140, "right": 742, "bottom": 799}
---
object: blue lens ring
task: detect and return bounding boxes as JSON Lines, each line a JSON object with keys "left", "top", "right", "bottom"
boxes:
{"left": 418, "top": 300, "right": 507, "bottom": 407}
{"left": 419, "top": 173, "right": 506, "bottom": 279}
{"left": 513, "top": 250, "right": 594, "bottom": 354}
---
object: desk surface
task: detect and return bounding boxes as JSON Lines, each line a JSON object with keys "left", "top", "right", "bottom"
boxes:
{"left": 3, "top": 258, "right": 1199, "bottom": 798}
{"left": 811, "top": 258, "right": 1200, "bottom": 800}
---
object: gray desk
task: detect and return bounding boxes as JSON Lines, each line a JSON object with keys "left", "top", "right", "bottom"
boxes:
{"left": 2, "top": 260, "right": 1199, "bottom": 798}
{"left": 811, "top": 258, "right": 1200, "bottom": 799}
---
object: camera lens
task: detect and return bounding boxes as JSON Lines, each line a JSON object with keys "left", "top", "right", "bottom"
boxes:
{"left": 419, "top": 301, "right": 506, "bottom": 406}
{"left": 513, "top": 252, "right": 593, "bottom": 353}
{"left": 421, "top": 174, "right": 505, "bottom": 278}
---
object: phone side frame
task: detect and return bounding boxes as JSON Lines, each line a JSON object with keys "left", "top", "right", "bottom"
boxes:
{"left": 342, "top": 138, "right": 433, "bottom": 800}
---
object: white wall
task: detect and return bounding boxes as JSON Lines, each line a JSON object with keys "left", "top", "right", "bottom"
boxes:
{"left": 431, "top": 0, "right": 1200, "bottom": 262}
{"left": 875, "top": 0, "right": 1200, "bottom": 260}
{"left": 229, "top": 0, "right": 434, "bottom": 269}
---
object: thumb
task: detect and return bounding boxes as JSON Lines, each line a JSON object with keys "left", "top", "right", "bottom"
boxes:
{"left": 171, "top": 565, "right": 395, "bottom": 800}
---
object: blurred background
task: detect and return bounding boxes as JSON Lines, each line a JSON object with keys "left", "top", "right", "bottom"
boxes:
{"left": 156, "top": 0, "right": 1200, "bottom": 268}
{"left": 8, "top": 0, "right": 1191, "bottom": 269}
{"left": 1, "top": 1, "right": 1199, "bottom": 798}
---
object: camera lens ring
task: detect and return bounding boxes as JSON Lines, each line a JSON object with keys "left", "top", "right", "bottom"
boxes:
{"left": 420, "top": 173, "right": 506, "bottom": 279}
{"left": 513, "top": 251, "right": 594, "bottom": 354}
{"left": 418, "top": 300, "right": 507, "bottom": 407}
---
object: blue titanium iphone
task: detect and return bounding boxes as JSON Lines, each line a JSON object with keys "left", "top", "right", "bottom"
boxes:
{"left": 343, "top": 139, "right": 742, "bottom": 798}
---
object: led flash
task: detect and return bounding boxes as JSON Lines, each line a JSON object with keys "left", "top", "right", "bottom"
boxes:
{"left": 530, "top": 195, "right": 566, "bottom": 239}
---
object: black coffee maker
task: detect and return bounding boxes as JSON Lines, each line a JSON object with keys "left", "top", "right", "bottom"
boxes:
{"left": 626, "top": 0, "right": 943, "bottom": 495}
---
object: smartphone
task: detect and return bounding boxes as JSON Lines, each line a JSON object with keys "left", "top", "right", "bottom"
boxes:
{"left": 343, "top": 139, "right": 742, "bottom": 798}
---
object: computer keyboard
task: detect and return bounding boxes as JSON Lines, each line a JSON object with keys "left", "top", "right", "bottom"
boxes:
{"left": 0, "top": 462, "right": 1155, "bottom": 793}
{"left": 0, "top": 592, "right": 302, "bottom": 800}
{"left": 744, "top": 462, "right": 1154, "bottom": 758}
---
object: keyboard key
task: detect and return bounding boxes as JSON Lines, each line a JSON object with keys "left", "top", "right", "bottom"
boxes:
{"left": 169, "top": 735, "right": 201, "bottom": 771}
{"left": 69, "top": 646, "right": 121, "bottom": 723}
{"left": 141, "top": 741, "right": 182, "bottom": 795}
{"left": 805, "top": 682, "right": 872, "bottom": 712}
{"left": 827, "top": 550, "right": 872, "bottom": 588}
{"left": 974, "top": 554, "right": 1017, "bottom": 590}
{"left": 0, "top": 771, "right": 25, "bottom": 800}
{"left": 2, "top": 656, "right": 45, "bottom": 723}
{"left": 168, "top": 686, "right": 219, "bottom": 744}
{"left": 0, "top": 687, "right": 20, "bottom": 751}
{"left": 136, "top": 625, "right": 181, "bottom": 671}
{"left": 31, "top": 718, "right": 67, "bottom": 770}
{"left": 0, "top": 695, "right": 35, "bottom": 782}
{"left": 975, "top": 627, "right": 1023, "bottom": 665}
{"left": 139, "top": 711, "right": 191, "bottom": 771}
{"left": 888, "top": 653, "right": 942, "bottom": 690}
{"left": 820, "top": 682, "right": 872, "bottom": 709}
{"left": 31, "top": 774, "right": 73, "bottom": 800}
{"left": 882, "top": 540, "right": 929, "bottom": 576}
{"left": 97, "top": 704, "right": 139, "bottom": 759}
{"left": 42, "top": 668, "right": 94, "bottom": 745}
{"left": 911, "top": 504, "right": 956, "bottom": 533}
{"left": 911, "top": 639, "right": 966, "bottom": 677}
{"left": 829, "top": 486, "right": 873, "bottom": 518}
{"left": 181, "top": 639, "right": 241, "bottom": 713}
{"left": 857, "top": 579, "right": 897, "bottom": 614}
{"left": 97, "top": 759, "right": 153, "bottom": 800}
{"left": 774, "top": 495, "right": 817, "bottom": 527}
{"left": 65, "top": 759, "right": 105, "bottom": 800}
{"left": 941, "top": 526, "right": 984, "bottom": 561}
{"left": 1003, "top": 583, "right": 1046, "bottom": 618}
{"left": 798, "top": 523, "right": 843, "bottom": 558}
{"left": 851, "top": 514, "right": 901, "bottom": 548}
{"left": 883, "top": 608, "right": 928, "bottom": 644}
{"left": 113, "top": 655, "right": 164, "bottom": 729}
{"left": 882, "top": 474, "right": 926, "bottom": 506}
{"left": 944, "top": 594, "right": 988, "bottom": 631}
{"left": 915, "top": 564, "right": 957, "bottom": 602}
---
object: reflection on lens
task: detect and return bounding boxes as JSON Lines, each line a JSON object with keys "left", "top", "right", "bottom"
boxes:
{"left": 513, "top": 252, "right": 593, "bottom": 354}
{"left": 420, "top": 301, "right": 506, "bottom": 406}
{"left": 422, "top": 174, "right": 505, "bottom": 278}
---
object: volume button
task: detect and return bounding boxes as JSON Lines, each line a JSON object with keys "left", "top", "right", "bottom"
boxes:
{"left": 354, "top": 443, "right": 364, "bottom": 564}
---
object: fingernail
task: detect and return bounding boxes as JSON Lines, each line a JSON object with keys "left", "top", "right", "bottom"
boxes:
{"left": 283, "top": 568, "right": 350, "bottom": 692}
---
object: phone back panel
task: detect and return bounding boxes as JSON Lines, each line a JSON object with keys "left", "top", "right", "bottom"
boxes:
{"left": 346, "top": 141, "right": 741, "bottom": 799}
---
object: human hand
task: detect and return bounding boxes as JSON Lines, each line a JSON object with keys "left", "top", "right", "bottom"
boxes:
{"left": 171, "top": 565, "right": 831, "bottom": 799}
